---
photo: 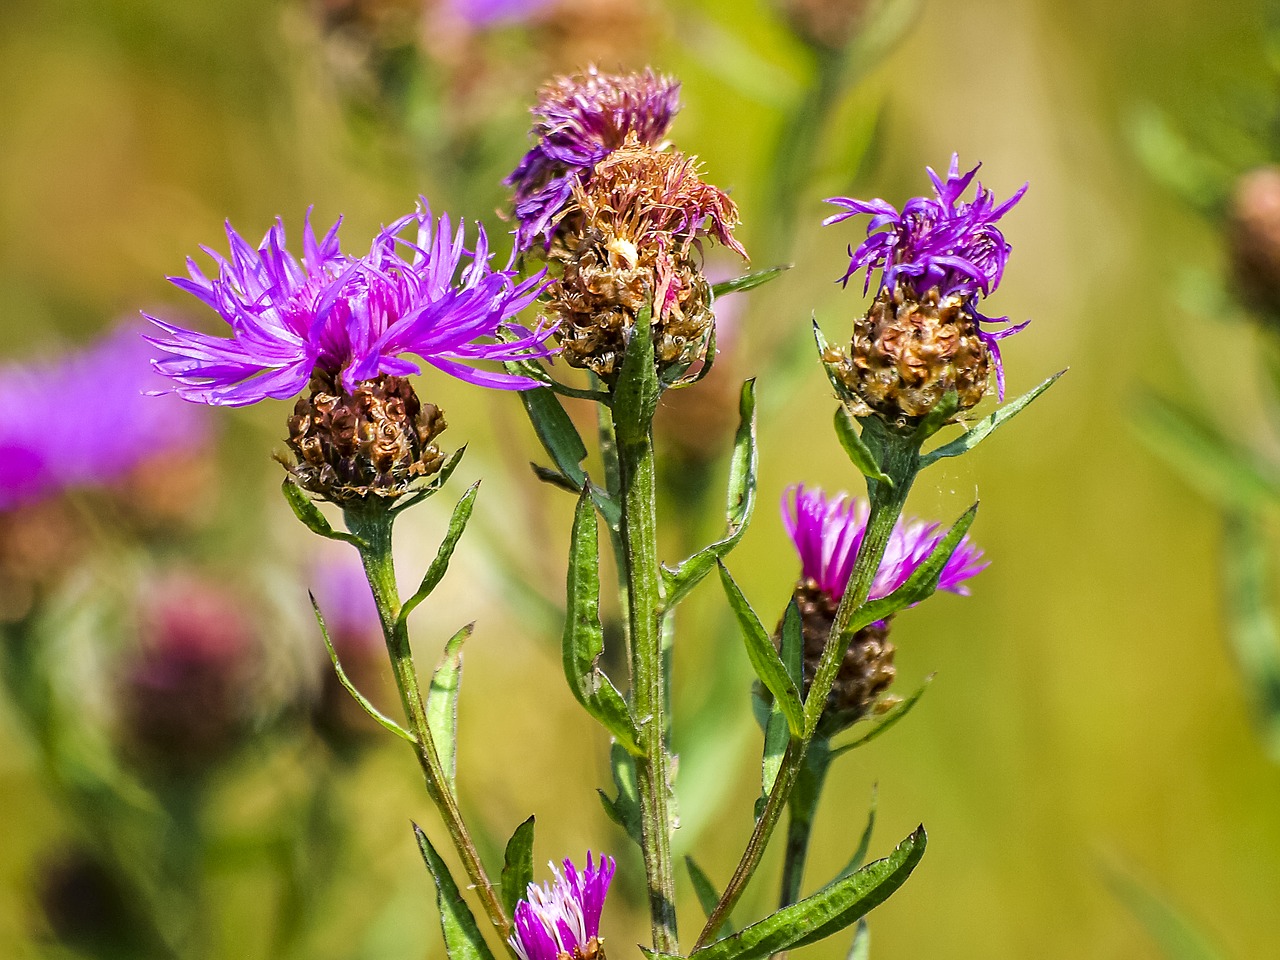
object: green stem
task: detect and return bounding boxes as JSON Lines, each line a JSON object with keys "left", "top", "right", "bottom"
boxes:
{"left": 345, "top": 503, "right": 511, "bottom": 942}
{"left": 695, "top": 430, "right": 918, "bottom": 949}
{"left": 616, "top": 415, "right": 680, "bottom": 954}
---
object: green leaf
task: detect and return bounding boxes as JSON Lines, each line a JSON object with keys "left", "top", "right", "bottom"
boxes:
{"left": 921, "top": 371, "right": 1065, "bottom": 467}
{"left": 830, "top": 678, "right": 933, "bottom": 759}
{"left": 427, "top": 623, "right": 471, "bottom": 790}
{"left": 500, "top": 816, "right": 536, "bottom": 920}
{"left": 910, "top": 390, "right": 960, "bottom": 444}
{"left": 1222, "top": 511, "right": 1280, "bottom": 762}
{"left": 613, "top": 304, "right": 659, "bottom": 444}
{"left": 758, "top": 709, "right": 789, "bottom": 818}
{"left": 831, "top": 787, "right": 877, "bottom": 883}
{"left": 662, "top": 380, "right": 759, "bottom": 608}
{"left": 1104, "top": 862, "right": 1226, "bottom": 960}
{"left": 846, "top": 920, "right": 870, "bottom": 960}
{"left": 686, "top": 858, "right": 735, "bottom": 935}
{"left": 834, "top": 406, "right": 892, "bottom": 487}
{"left": 813, "top": 318, "right": 854, "bottom": 401}
{"left": 846, "top": 504, "right": 978, "bottom": 634}
{"left": 282, "top": 479, "right": 365, "bottom": 547}
{"left": 392, "top": 446, "right": 469, "bottom": 514}
{"left": 711, "top": 265, "right": 791, "bottom": 298}
{"left": 717, "top": 561, "right": 804, "bottom": 736}
{"left": 689, "top": 826, "right": 927, "bottom": 960}
{"left": 309, "top": 592, "right": 413, "bottom": 744}
{"left": 598, "top": 742, "right": 643, "bottom": 846}
{"left": 563, "top": 492, "right": 642, "bottom": 754}
{"left": 413, "top": 824, "right": 498, "bottom": 960}
{"left": 400, "top": 483, "right": 480, "bottom": 625}
{"left": 521, "top": 386, "right": 589, "bottom": 484}
{"left": 1133, "top": 393, "right": 1280, "bottom": 512}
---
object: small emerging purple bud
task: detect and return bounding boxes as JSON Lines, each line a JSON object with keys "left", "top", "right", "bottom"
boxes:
{"left": 510, "top": 853, "right": 615, "bottom": 960}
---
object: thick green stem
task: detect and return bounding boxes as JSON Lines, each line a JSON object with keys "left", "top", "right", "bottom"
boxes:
{"left": 695, "top": 430, "right": 918, "bottom": 949}
{"left": 617, "top": 418, "right": 680, "bottom": 954}
{"left": 345, "top": 504, "right": 511, "bottom": 942}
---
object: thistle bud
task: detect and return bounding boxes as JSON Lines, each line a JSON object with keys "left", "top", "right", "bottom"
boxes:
{"left": 778, "top": 0, "right": 871, "bottom": 51}
{"left": 1228, "top": 166, "right": 1280, "bottom": 321}
{"left": 286, "top": 371, "right": 447, "bottom": 503}
{"left": 824, "top": 155, "right": 1028, "bottom": 421}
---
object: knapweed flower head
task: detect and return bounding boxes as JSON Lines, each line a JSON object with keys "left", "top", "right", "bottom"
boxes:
{"left": 506, "top": 66, "right": 680, "bottom": 251}
{"left": 146, "top": 202, "right": 553, "bottom": 407}
{"left": 548, "top": 135, "right": 746, "bottom": 380}
{"left": 823, "top": 156, "right": 1028, "bottom": 418}
{"left": 0, "top": 325, "right": 209, "bottom": 512}
{"left": 510, "top": 853, "right": 615, "bottom": 960}
{"left": 779, "top": 484, "right": 986, "bottom": 723}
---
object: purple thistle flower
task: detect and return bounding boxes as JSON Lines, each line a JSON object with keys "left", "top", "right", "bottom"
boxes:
{"left": 506, "top": 67, "right": 681, "bottom": 251}
{"left": 824, "top": 156, "right": 1029, "bottom": 397}
{"left": 146, "top": 202, "right": 555, "bottom": 407}
{"left": 448, "top": 0, "right": 555, "bottom": 28}
{"left": 0, "top": 325, "right": 209, "bottom": 512}
{"left": 510, "top": 853, "right": 615, "bottom": 960}
{"left": 782, "top": 484, "right": 987, "bottom": 604}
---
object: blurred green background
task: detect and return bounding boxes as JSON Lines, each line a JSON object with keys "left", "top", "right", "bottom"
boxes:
{"left": 3, "top": 0, "right": 1279, "bottom": 958}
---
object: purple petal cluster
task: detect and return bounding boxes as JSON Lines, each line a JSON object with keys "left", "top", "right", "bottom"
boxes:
{"left": 506, "top": 67, "right": 681, "bottom": 251}
{"left": 782, "top": 484, "right": 987, "bottom": 603}
{"left": 0, "top": 325, "right": 210, "bottom": 512}
{"left": 510, "top": 853, "right": 615, "bottom": 960}
{"left": 448, "top": 0, "right": 555, "bottom": 28}
{"left": 146, "top": 203, "right": 554, "bottom": 406}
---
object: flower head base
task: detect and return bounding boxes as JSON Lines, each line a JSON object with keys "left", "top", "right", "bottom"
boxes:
{"left": 547, "top": 137, "right": 746, "bottom": 380}
{"left": 146, "top": 203, "right": 554, "bottom": 407}
{"left": 506, "top": 66, "right": 681, "bottom": 251}
{"left": 510, "top": 853, "right": 615, "bottom": 960}
{"left": 285, "top": 371, "right": 447, "bottom": 502}
{"left": 824, "top": 156, "right": 1028, "bottom": 416}
{"left": 779, "top": 484, "right": 986, "bottom": 724}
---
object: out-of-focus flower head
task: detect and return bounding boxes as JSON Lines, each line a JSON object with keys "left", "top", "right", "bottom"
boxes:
{"left": 1229, "top": 166, "right": 1280, "bottom": 323}
{"left": 146, "top": 202, "right": 554, "bottom": 407}
{"left": 448, "top": 0, "right": 555, "bottom": 28}
{"left": 783, "top": 484, "right": 986, "bottom": 604}
{"left": 0, "top": 325, "right": 209, "bottom": 512}
{"left": 823, "top": 156, "right": 1028, "bottom": 413}
{"left": 506, "top": 66, "right": 680, "bottom": 251}
{"left": 779, "top": 484, "right": 986, "bottom": 726}
{"left": 510, "top": 853, "right": 615, "bottom": 960}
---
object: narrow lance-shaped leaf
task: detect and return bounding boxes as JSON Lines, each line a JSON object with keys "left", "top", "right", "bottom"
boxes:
{"left": 834, "top": 405, "right": 892, "bottom": 487}
{"left": 563, "top": 492, "right": 642, "bottom": 754}
{"left": 831, "top": 787, "right": 877, "bottom": 884}
{"left": 759, "top": 600, "right": 803, "bottom": 803}
{"left": 718, "top": 561, "right": 804, "bottom": 736}
{"left": 393, "top": 446, "right": 469, "bottom": 514}
{"left": 1222, "top": 511, "right": 1280, "bottom": 762}
{"left": 921, "top": 370, "right": 1065, "bottom": 467}
{"left": 711, "top": 265, "right": 791, "bottom": 298}
{"left": 516, "top": 384, "right": 621, "bottom": 527}
{"left": 1104, "top": 861, "right": 1227, "bottom": 960}
{"left": 662, "top": 380, "right": 759, "bottom": 608}
{"left": 426, "top": 623, "right": 472, "bottom": 790}
{"left": 282, "top": 479, "right": 365, "bottom": 547}
{"left": 830, "top": 677, "right": 933, "bottom": 759}
{"left": 598, "top": 742, "right": 643, "bottom": 846}
{"left": 845, "top": 503, "right": 978, "bottom": 635}
{"left": 686, "top": 858, "right": 735, "bottom": 936}
{"left": 414, "top": 824, "right": 498, "bottom": 960}
{"left": 309, "top": 593, "right": 413, "bottom": 743}
{"left": 813, "top": 318, "right": 854, "bottom": 402}
{"left": 400, "top": 482, "right": 480, "bottom": 624}
{"left": 689, "top": 827, "right": 927, "bottom": 960}
{"left": 846, "top": 921, "right": 870, "bottom": 960}
{"left": 501, "top": 816, "right": 536, "bottom": 921}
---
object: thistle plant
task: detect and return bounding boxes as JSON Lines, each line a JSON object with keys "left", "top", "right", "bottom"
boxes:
{"left": 135, "top": 67, "right": 1058, "bottom": 960}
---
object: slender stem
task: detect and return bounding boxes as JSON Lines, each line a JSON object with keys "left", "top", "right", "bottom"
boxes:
{"left": 346, "top": 504, "right": 511, "bottom": 942}
{"left": 616, "top": 415, "right": 680, "bottom": 954}
{"left": 696, "top": 431, "right": 918, "bottom": 949}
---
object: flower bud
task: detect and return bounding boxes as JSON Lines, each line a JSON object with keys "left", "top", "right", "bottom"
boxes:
{"left": 778, "top": 0, "right": 872, "bottom": 51}
{"left": 1228, "top": 166, "right": 1280, "bottom": 321}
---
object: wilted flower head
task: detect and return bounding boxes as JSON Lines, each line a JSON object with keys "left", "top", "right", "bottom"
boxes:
{"left": 510, "top": 853, "right": 615, "bottom": 960}
{"left": 0, "top": 325, "right": 208, "bottom": 512}
{"left": 779, "top": 484, "right": 986, "bottom": 725}
{"left": 548, "top": 136, "right": 746, "bottom": 380}
{"left": 146, "top": 203, "right": 553, "bottom": 407}
{"left": 506, "top": 66, "right": 680, "bottom": 250}
{"left": 823, "top": 157, "right": 1028, "bottom": 415}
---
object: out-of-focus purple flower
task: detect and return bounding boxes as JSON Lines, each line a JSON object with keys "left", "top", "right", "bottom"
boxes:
{"left": 510, "top": 853, "right": 615, "bottom": 960}
{"left": 824, "top": 156, "right": 1028, "bottom": 396}
{"left": 448, "top": 0, "right": 555, "bottom": 28}
{"left": 506, "top": 67, "right": 680, "bottom": 251}
{"left": 782, "top": 484, "right": 986, "bottom": 604}
{"left": 0, "top": 325, "right": 209, "bottom": 512}
{"left": 146, "top": 203, "right": 554, "bottom": 406}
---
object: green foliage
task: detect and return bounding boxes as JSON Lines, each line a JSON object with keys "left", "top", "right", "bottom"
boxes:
{"left": 500, "top": 817, "right": 536, "bottom": 921}
{"left": 921, "top": 371, "right": 1065, "bottom": 467}
{"left": 414, "top": 825, "right": 497, "bottom": 960}
{"left": 1223, "top": 512, "right": 1280, "bottom": 762}
{"left": 613, "top": 305, "right": 660, "bottom": 442}
{"left": 518, "top": 385, "right": 621, "bottom": 528}
{"left": 1105, "top": 863, "right": 1227, "bottom": 960}
{"left": 401, "top": 482, "right": 481, "bottom": 624}
{"left": 710, "top": 266, "right": 792, "bottom": 298}
{"left": 427, "top": 624, "right": 472, "bottom": 790}
{"left": 598, "top": 742, "right": 643, "bottom": 846}
{"left": 718, "top": 561, "right": 804, "bottom": 736}
{"left": 834, "top": 405, "right": 893, "bottom": 486}
{"left": 686, "top": 857, "right": 733, "bottom": 935}
{"left": 281, "top": 479, "right": 365, "bottom": 547}
{"left": 830, "top": 678, "right": 933, "bottom": 758}
{"left": 831, "top": 789, "right": 878, "bottom": 884}
{"left": 688, "top": 827, "right": 927, "bottom": 960}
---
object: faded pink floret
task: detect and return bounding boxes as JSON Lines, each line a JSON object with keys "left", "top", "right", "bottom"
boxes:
{"left": 781, "top": 484, "right": 986, "bottom": 603}
{"left": 146, "top": 202, "right": 556, "bottom": 406}
{"left": 509, "top": 853, "right": 615, "bottom": 960}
